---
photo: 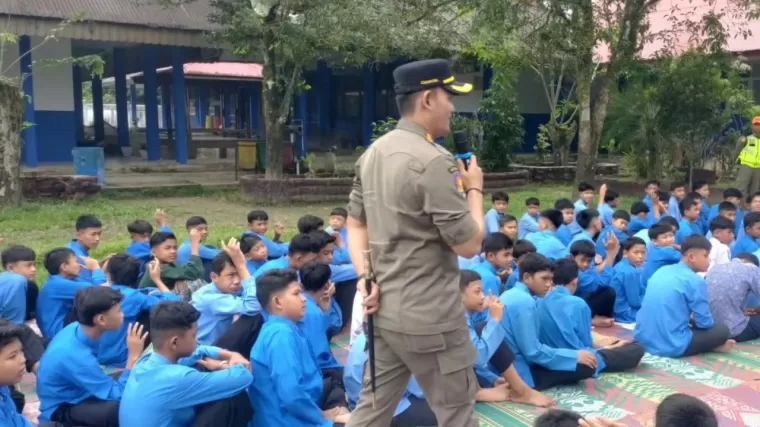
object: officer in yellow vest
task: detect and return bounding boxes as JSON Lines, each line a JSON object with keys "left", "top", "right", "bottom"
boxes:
{"left": 735, "top": 116, "right": 760, "bottom": 197}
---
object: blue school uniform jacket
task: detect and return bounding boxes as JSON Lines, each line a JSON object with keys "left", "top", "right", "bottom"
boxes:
{"left": 699, "top": 199, "right": 710, "bottom": 234}
{"left": 634, "top": 262, "right": 715, "bottom": 357}
{"left": 301, "top": 294, "right": 342, "bottom": 369}
{"left": 675, "top": 218, "right": 700, "bottom": 245}
{"left": 249, "top": 315, "right": 331, "bottom": 427}
{"left": 37, "top": 323, "right": 130, "bottom": 422}
{"left": 466, "top": 310, "right": 505, "bottom": 386}
{"left": 667, "top": 196, "right": 682, "bottom": 221}
{"left": 569, "top": 230, "right": 594, "bottom": 247}
{"left": 0, "top": 386, "right": 32, "bottom": 427}
{"left": 537, "top": 286, "right": 605, "bottom": 374}
{"left": 470, "top": 261, "right": 502, "bottom": 296}
{"left": 599, "top": 203, "right": 614, "bottom": 229}
{"left": 505, "top": 264, "right": 520, "bottom": 291}
{"left": 37, "top": 274, "right": 99, "bottom": 339}
{"left": 499, "top": 283, "right": 578, "bottom": 387}
{"left": 485, "top": 208, "right": 503, "bottom": 234}
{"left": 610, "top": 259, "right": 644, "bottom": 323}
{"left": 0, "top": 272, "right": 28, "bottom": 324}
{"left": 641, "top": 245, "right": 681, "bottom": 288}
{"left": 634, "top": 229, "right": 652, "bottom": 248}
{"left": 245, "top": 259, "right": 266, "bottom": 275}
{"left": 596, "top": 227, "right": 628, "bottom": 260}
{"left": 96, "top": 285, "right": 179, "bottom": 367}
{"left": 120, "top": 346, "right": 252, "bottom": 427}
{"left": 177, "top": 240, "right": 220, "bottom": 265}
{"left": 628, "top": 216, "right": 653, "bottom": 236}
{"left": 126, "top": 226, "right": 172, "bottom": 271}
{"left": 192, "top": 277, "right": 261, "bottom": 345}
{"left": 243, "top": 231, "right": 289, "bottom": 259}
{"left": 329, "top": 264, "right": 358, "bottom": 283}
{"left": 518, "top": 213, "right": 539, "bottom": 239}
{"left": 577, "top": 264, "right": 614, "bottom": 296}
{"left": 526, "top": 231, "right": 569, "bottom": 261}
{"left": 733, "top": 234, "right": 760, "bottom": 258}
{"left": 708, "top": 204, "right": 743, "bottom": 236}
{"left": 556, "top": 224, "right": 573, "bottom": 246}
{"left": 253, "top": 256, "right": 291, "bottom": 279}
{"left": 66, "top": 240, "right": 103, "bottom": 284}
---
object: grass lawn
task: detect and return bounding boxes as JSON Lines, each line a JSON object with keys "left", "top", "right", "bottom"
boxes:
{"left": 0, "top": 184, "right": 640, "bottom": 282}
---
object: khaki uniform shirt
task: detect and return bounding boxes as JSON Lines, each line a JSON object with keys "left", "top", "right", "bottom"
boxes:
{"left": 347, "top": 119, "right": 479, "bottom": 335}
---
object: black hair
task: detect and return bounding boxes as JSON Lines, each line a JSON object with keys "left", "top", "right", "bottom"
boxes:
{"left": 686, "top": 191, "right": 703, "bottom": 201}
{"left": 656, "top": 190, "right": 671, "bottom": 203}
{"left": 297, "top": 215, "right": 325, "bottom": 234}
{"left": 525, "top": 197, "right": 540, "bottom": 207}
{"left": 498, "top": 214, "right": 517, "bottom": 228}
{"left": 513, "top": 239, "right": 537, "bottom": 259}
{"left": 658, "top": 216, "right": 680, "bottom": 230}
{"left": 552, "top": 258, "right": 579, "bottom": 286}
{"left": 630, "top": 202, "right": 650, "bottom": 215}
{"left": 646, "top": 179, "right": 661, "bottom": 188}
{"left": 519, "top": 253, "right": 553, "bottom": 280}
{"left": 654, "top": 393, "right": 718, "bottom": 427}
{"left": 604, "top": 189, "right": 620, "bottom": 203}
{"left": 240, "top": 234, "right": 263, "bottom": 254}
{"left": 396, "top": 92, "right": 420, "bottom": 116}
{"left": 127, "top": 220, "right": 153, "bottom": 236}
{"left": 533, "top": 409, "right": 583, "bottom": 427}
{"left": 649, "top": 224, "right": 674, "bottom": 241}
{"left": 482, "top": 233, "right": 514, "bottom": 255}
{"left": 670, "top": 181, "right": 685, "bottom": 192}
{"left": 330, "top": 207, "right": 348, "bottom": 218}
{"left": 622, "top": 237, "right": 646, "bottom": 252}
{"left": 1, "top": 245, "right": 35, "bottom": 268}
{"left": 44, "top": 248, "right": 76, "bottom": 275}
{"left": 723, "top": 187, "right": 743, "bottom": 200}
{"left": 185, "top": 216, "right": 207, "bottom": 230}
{"left": 554, "top": 199, "right": 574, "bottom": 211}
{"left": 744, "top": 211, "right": 760, "bottom": 229}
{"left": 300, "top": 262, "right": 332, "bottom": 292}
{"left": 492, "top": 191, "right": 509, "bottom": 203}
{"left": 150, "top": 301, "right": 201, "bottom": 347}
{"left": 736, "top": 252, "right": 760, "bottom": 266}
{"left": 211, "top": 252, "right": 234, "bottom": 275}
{"left": 569, "top": 240, "right": 596, "bottom": 258}
{"left": 709, "top": 216, "right": 734, "bottom": 233}
{"left": 717, "top": 201, "right": 737, "bottom": 213}
{"left": 149, "top": 231, "right": 177, "bottom": 248}
{"left": 692, "top": 180, "right": 708, "bottom": 192}
{"left": 309, "top": 231, "right": 336, "bottom": 251}
{"left": 74, "top": 286, "right": 124, "bottom": 326}
{"left": 106, "top": 253, "right": 141, "bottom": 288}
{"left": 612, "top": 209, "right": 631, "bottom": 222}
{"left": 578, "top": 182, "right": 594, "bottom": 192}
{"left": 680, "top": 235, "right": 711, "bottom": 255}
{"left": 459, "top": 269, "right": 482, "bottom": 291}
{"left": 540, "top": 209, "right": 563, "bottom": 230}
{"left": 679, "top": 195, "right": 700, "bottom": 216}
{"left": 576, "top": 208, "right": 600, "bottom": 230}
{"left": 247, "top": 210, "right": 269, "bottom": 223}
{"left": 256, "top": 269, "right": 300, "bottom": 312}
{"left": 0, "top": 320, "right": 23, "bottom": 353}
{"left": 75, "top": 215, "right": 102, "bottom": 231}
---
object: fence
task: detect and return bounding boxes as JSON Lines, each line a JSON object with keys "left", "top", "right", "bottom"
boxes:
{"left": 83, "top": 104, "right": 165, "bottom": 129}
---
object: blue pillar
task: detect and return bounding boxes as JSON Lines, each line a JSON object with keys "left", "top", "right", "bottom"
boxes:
{"left": 143, "top": 46, "right": 160, "bottom": 161}
{"left": 483, "top": 65, "right": 493, "bottom": 92}
{"left": 362, "top": 66, "right": 376, "bottom": 146}
{"left": 171, "top": 48, "right": 188, "bottom": 164}
{"left": 92, "top": 76, "right": 105, "bottom": 142}
{"left": 297, "top": 92, "right": 308, "bottom": 158}
{"left": 72, "top": 65, "right": 84, "bottom": 144}
{"left": 199, "top": 84, "right": 209, "bottom": 129}
{"left": 161, "top": 84, "right": 172, "bottom": 131}
{"left": 223, "top": 90, "right": 232, "bottom": 128}
{"left": 114, "top": 48, "right": 130, "bottom": 148}
{"left": 317, "top": 61, "right": 331, "bottom": 130}
{"left": 130, "top": 83, "right": 137, "bottom": 126}
{"left": 249, "top": 84, "right": 260, "bottom": 137}
{"left": 19, "top": 36, "right": 38, "bottom": 167}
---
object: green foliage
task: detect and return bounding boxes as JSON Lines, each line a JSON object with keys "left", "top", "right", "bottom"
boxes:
{"left": 371, "top": 117, "right": 399, "bottom": 141}
{"left": 478, "top": 70, "right": 524, "bottom": 172}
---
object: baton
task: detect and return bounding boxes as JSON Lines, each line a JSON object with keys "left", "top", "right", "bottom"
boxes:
{"left": 362, "top": 249, "right": 377, "bottom": 409}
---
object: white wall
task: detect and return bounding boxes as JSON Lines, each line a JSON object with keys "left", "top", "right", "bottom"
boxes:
{"left": 451, "top": 71, "right": 484, "bottom": 113}
{"left": 0, "top": 39, "right": 20, "bottom": 79}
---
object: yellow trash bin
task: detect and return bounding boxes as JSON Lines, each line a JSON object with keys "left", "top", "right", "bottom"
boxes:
{"left": 205, "top": 115, "right": 214, "bottom": 129}
{"left": 238, "top": 142, "right": 257, "bottom": 170}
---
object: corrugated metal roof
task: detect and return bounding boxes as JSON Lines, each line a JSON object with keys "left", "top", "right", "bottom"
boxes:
{"left": 0, "top": 0, "right": 218, "bottom": 32}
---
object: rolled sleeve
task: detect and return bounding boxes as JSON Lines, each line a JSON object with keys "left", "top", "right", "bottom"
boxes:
{"left": 418, "top": 156, "right": 479, "bottom": 247}
{"left": 347, "top": 159, "right": 366, "bottom": 222}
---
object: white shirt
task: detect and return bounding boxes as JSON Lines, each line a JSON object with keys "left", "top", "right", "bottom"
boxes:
{"left": 350, "top": 290, "right": 364, "bottom": 345}
{"left": 705, "top": 237, "right": 731, "bottom": 275}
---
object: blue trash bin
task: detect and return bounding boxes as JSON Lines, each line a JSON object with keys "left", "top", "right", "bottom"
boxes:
{"left": 72, "top": 147, "right": 106, "bottom": 185}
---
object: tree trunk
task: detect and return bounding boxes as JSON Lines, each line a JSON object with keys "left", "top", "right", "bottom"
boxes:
{"left": 575, "top": 72, "right": 594, "bottom": 193}
{"left": 262, "top": 27, "right": 284, "bottom": 180}
{"left": 646, "top": 138, "right": 659, "bottom": 180}
{"left": 0, "top": 80, "right": 24, "bottom": 205}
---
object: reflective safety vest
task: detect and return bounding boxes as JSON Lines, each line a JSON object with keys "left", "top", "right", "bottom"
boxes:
{"left": 739, "top": 136, "right": 760, "bottom": 168}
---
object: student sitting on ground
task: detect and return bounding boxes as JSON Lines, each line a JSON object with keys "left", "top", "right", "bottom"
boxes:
{"left": 629, "top": 202, "right": 655, "bottom": 236}
{"left": 0, "top": 245, "right": 38, "bottom": 324}
{"left": 611, "top": 237, "right": 647, "bottom": 323}
{"left": 554, "top": 199, "right": 576, "bottom": 246}
{"left": 569, "top": 239, "right": 618, "bottom": 327}
{"left": 634, "top": 215, "right": 679, "bottom": 249}
{"left": 119, "top": 301, "right": 253, "bottom": 427}
{"left": 486, "top": 191, "right": 510, "bottom": 234}
{"left": 675, "top": 195, "right": 703, "bottom": 245}
{"left": 518, "top": 197, "right": 541, "bottom": 239}
{"left": 525, "top": 209, "right": 568, "bottom": 261}
{"left": 310, "top": 231, "right": 357, "bottom": 331}
{"left": 706, "top": 201, "right": 739, "bottom": 241}
{"left": 655, "top": 393, "right": 719, "bottom": 427}
{"left": 505, "top": 240, "right": 536, "bottom": 290}
{"left": 192, "top": 239, "right": 260, "bottom": 346}
{"left": 599, "top": 189, "right": 620, "bottom": 229}
{"left": 706, "top": 253, "right": 760, "bottom": 343}
{"left": 595, "top": 209, "right": 630, "bottom": 260}
{"left": 668, "top": 181, "right": 687, "bottom": 221}
{"left": 239, "top": 234, "right": 269, "bottom": 275}
{"left": 299, "top": 216, "right": 350, "bottom": 265}
{"left": 297, "top": 215, "right": 325, "bottom": 234}
{"left": 575, "top": 182, "right": 603, "bottom": 216}
{"left": 693, "top": 181, "right": 711, "bottom": 234}
{"left": 735, "top": 211, "right": 760, "bottom": 257}
{"left": 460, "top": 270, "right": 555, "bottom": 407}
{"left": 641, "top": 223, "right": 682, "bottom": 287}
{"left": 326, "top": 207, "right": 349, "bottom": 247}
{"left": 244, "top": 210, "right": 289, "bottom": 259}
{"left": 96, "top": 254, "right": 179, "bottom": 368}
{"left": 499, "top": 253, "right": 596, "bottom": 391}
{"left": 499, "top": 214, "right": 518, "bottom": 241}
{"left": 37, "top": 287, "right": 148, "bottom": 426}
{"left": 177, "top": 216, "right": 221, "bottom": 280}
{"left": 253, "top": 233, "right": 320, "bottom": 279}
{"left": 125, "top": 209, "right": 172, "bottom": 272}
{"left": 570, "top": 208, "right": 603, "bottom": 247}
{"left": 704, "top": 216, "right": 735, "bottom": 273}
{"left": 635, "top": 235, "right": 736, "bottom": 357}
{"left": 37, "top": 248, "right": 105, "bottom": 339}
{"left": 538, "top": 259, "right": 645, "bottom": 376}
{"left": 708, "top": 188, "right": 743, "bottom": 236}
{"left": 250, "top": 269, "right": 351, "bottom": 426}
{"left": 139, "top": 230, "right": 205, "bottom": 301}
{"left": 470, "top": 233, "right": 514, "bottom": 296}
{"left": 66, "top": 215, "right": 105, "bottom": 284}
{"left": 643, "top": 179, "right": 660, "bottom": 209}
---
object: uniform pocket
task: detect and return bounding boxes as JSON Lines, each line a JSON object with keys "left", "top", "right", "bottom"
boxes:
{"left": 403, "top": 333, "right": 446, "bottom": 353}
{"left": 437, "top": 343, "right": 478, "bottom": 407}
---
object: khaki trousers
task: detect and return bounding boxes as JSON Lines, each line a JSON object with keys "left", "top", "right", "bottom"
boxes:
{"left": 735, "top": 164, "right": 760, "bottom": 198}
{"left": 346, "top": 325, "right": 480, "bottom": 427}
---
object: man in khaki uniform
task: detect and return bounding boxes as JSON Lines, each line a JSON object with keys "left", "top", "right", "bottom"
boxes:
{"left": 734, "top": 117, "right": 760, "bottom": 197}
{"left": 345, "top": 59, "right": 486, "bottom": 427}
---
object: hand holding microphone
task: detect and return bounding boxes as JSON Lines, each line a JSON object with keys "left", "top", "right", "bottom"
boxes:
{"left": 453, "top": 131, "right": 483, "bottom": 193}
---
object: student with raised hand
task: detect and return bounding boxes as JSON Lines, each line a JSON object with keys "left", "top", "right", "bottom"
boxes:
{"left": 138, "top": 230, "right": 205, "bottom": 301}
{"left": 192, "top": 238, "right": 260, "bottom": 346}
{"left": 66, "top": 215, "right": 105, "bottom": 284}
{"left": 641, "top": 223, "right": 682, "bottom": 287}
{"left": 611, "top": 237, "right": 647, "bottom": 323}
{"left": 119, "top": 301, "right": 253, "bottom": 427}
{"left": 96, "top": 254, "right": 179, "bottom": 368}
{"left": 599, "top": 189, "right": 620, "bottom": 229}
{"left": 538, "top": 259, "right": 645, "bottom": 377}
{"left": 499, "top": 253, "right": 596, "bottom": 391}
{"left": 706, "top": 253, "right": 760, "bottom": 342}
{"left": 675, "top": 195, "right": 703, "bottom": 245}
{"left": 486, "top": 191, "right": 510, "bottom": 234}
{"left": 635, "top": 235, "right": 736, "bottom": 357}
{"left": 244, "top": 209, "right": 289, "bottom": 259}
{"left": 239, "top": 233, "right": 269, "bottom": 275}
{"left": 569, "top": 240, "right": 618, "bottom": 327}
{"left": 595, "top": 210, "right": 629, "bottom": 260}
{"left": 177, "top": 217, "right": 221, "bottom": 281}
{"left": 253, "top": 233, "right": 320, "bottom": 279}
{"left": 250, "top": 269, "right": 351, "bottom": 426}
{"left": 525, "top": 209, "right": 569, "bottom": 261}
{"left": 470, "top": 233, "right": 514, "bottom": 296}
{"left": 37, "top": 287, "right": 148, "bottom": 427}
{"left": 554, "top": 199, "right": 576, "bottom": 245}
{"left": 655, "top": 393, "right": 719, "bottom": 427}
{"left": 518, "top": 197, "right": 541, "bottom": 239}
{"left": 0, "top": 245, "right": 38, "bottom": 324}
{"left": 575, "top": 182, "right": 601, "bottom": 214}
{"left": 126, "top": 209, "right": 172, "bottom": 268}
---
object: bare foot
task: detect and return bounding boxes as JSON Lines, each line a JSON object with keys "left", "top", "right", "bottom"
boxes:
{"left": 592, "top": 316, "right": 615, "bottom": 328}
{"left": 714, "top": 339, "right": 737, "bottom": 353}
{"left": 475, "top": 384, "right": 510, "bottom": 402}
{"left": 510, "top": 387, "right": 556, "bottom": 408}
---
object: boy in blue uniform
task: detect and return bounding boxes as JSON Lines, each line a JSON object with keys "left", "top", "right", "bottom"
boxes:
{"left": 693, "top": 181, "right": 711, "bottom": 233}
{"left": 611, "top": 237, "right": 647, "bottom": 323}
{"left": 125, "top": 209, "right": 172, "bottom": 271}
{"left": 66, "top": 215, "right": 104, "bottom": 284}
{"left": 569, "top": 208, "right": 603, "bottom": 246}
{"left": 253, "top": 233, "right": 320, "bottom": 279}
{"left": 120, "top": 301, "right": 253, "bottom": 427}
{"left": 628, "top": 202, "right": 654, "bottom": 236}
{"left": 525, "top": 209, "right": 568, "bottom": 261}
{"left": 708, "top": 188, "right": 743, "bottom": 235}
{"left": 635, "top": 235, "right": 736, "bottom": 357}
{"left": 177, "top": 217, "right": 220, "bottom": 281}
{"left": 326, "top": 207, "right": 349, "bottom": 246}
{"left": 486, "top": 191, "right": 509, "bottom": 234}
{"left": 470, "top": 233, "right": 513, "bottom": 296}
{"left": 192, "top": 239, "right": 260, "bottom": 346}
{"left": 499, "top": 253, "right": 596, "bottom": 390}
{"left": 643, "top": 179, "right": 660, "bottom": 210}
{"left": 518, "top": 197, "right": 541, "bottom": 239}
{"left": 250, "top": 269, "right": 350, "bottom": 426}
{"left": 668, "top": 181, "right": 687, "bottom": 221}
{"left": 675, "top": 195, "right": 702, "bottom": 245}
{"left": 554, "top": 199, "right": 576, "bottom": 245}
{"left": 311, "top": 231, "right": 358, "bottom": 331}
{"left": 0, "top": 245, "right": 38, "bottom": 324}
{"left": 596, "top": 210, "right": 629, "bottom": 260}
{"left": 569, "top": 240, "right": 618, "bottom": 327}
{"left": 642, "top": 224, "right": 682, "bottom": 287}
{"left": 599, "top": 189, "right": 620, "bottom": 228}
{"left": 734, "top": 211, "right": 760, "bottom": 257}
{"left": 245, "top": 210, "right": 289, "bottom": 259}
{"left": 538, "top": 259, "right": 645, "bottom": 375}
{"left": 706, "top": 201, "right": 738, "bottom": 240}
{"left": 37, "top": 286, "right": 148, "bottom": 426}
{"left": 499, "top": 214, "right": 518, "bottom": 241}
{"left": 505, "top": 239, "right": 536, "bottom": 290}
{"left": 240, "top": 234, "right": 269, "bottom": 275}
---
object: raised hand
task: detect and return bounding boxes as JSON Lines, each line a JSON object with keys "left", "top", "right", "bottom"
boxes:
{"left": 126, "top": 323, "right": 149, "bottom": 359}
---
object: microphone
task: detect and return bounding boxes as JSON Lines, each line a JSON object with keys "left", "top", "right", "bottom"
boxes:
{"left": 453, "top": 131, "right": 472, "bottom": 170}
